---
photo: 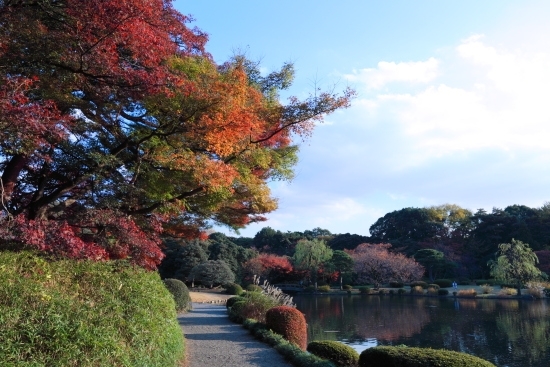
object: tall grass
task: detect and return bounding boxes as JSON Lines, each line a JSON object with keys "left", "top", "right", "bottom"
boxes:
{"left": 0, "top": 251, "right": 184, "bottom": 367}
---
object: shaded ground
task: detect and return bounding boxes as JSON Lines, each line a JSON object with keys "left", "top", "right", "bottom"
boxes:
{"left": 178, "top": 303, "right": 292, "bottom": 367}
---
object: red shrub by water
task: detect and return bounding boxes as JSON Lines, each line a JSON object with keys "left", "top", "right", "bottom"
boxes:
{"left": 265, "top": 306, "right": 307, "bottom": 350}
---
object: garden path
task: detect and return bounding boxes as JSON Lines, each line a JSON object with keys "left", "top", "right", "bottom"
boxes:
{"left": 178, "top": 303, "right": 293, "bottom": 367}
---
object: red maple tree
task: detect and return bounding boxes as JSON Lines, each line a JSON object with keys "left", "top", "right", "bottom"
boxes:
{"left": 0, "top": 1, "right": 353, "bottom": 269}
{"left": 242, "top": 253, "right": 294, "bottom": 283}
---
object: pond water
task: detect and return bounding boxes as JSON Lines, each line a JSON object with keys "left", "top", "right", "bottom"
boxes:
{"left": 294, "top": 294, "right": 550, "bottom": 367}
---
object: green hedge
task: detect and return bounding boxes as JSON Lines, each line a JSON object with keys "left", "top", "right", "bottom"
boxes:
{"left": 163, "top": 278, "right": 191, "bottom": 312}
{"left": 241, "top": 319, "right": 334, "bottom": 367}
{"left": 246, "top": 284, "right": 263, "bottom": 292}
{"left": 318, "top": 285, "right": 331, "bottom": 292}
{"left": 225, "top": 283, "right": 244, "bottom": 295}
{"left": 307, "top": 341, "right": 359, "bottom": 367}
{"left": 359, "top": 346, "right": 495, "bottom": 367}
{"left": 433, "top": 279, "right": 453, "bottom": 288}
{"left": 0, "top": 251, "right": 184, "bottom": 367}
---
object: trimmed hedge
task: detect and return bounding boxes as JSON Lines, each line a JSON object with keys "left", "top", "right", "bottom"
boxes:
{"left": 0, "top": 251, "right": 184, "bottom": 367}
{"left": 318, "top": 285, "right": 331, "bottom": 292}
{"left": 225, "top": 283, "right": 244, "bottom": 295}
{"left": 427, "top": 284, "right": 440, "bottom": 290}
{"left": 433, "top": 279, "right": 453, "bottom": 288}
{"left": 410, "top": 281, "right": 428, "bottom": 289}
{"left": 266, "top": 306, "right": 308, "bottom": 350}
{"left": 228, "top": 291, "right": 279, "bottom": 323}
{"left": 226, "top": 295, "right": 245, "bottom": 309}
{"left": 241, "top": 319, "right": 334, "bottom": 367}
{"left": 475, "top": 279, "right": 498, "bottom": 286}
{"left": 307, "top": 341, "right": 359, "bottom": 367}
{"left": 246, "top": 284, "right": 264, "bottom": 292}
{"left": 359, "top": 346, "right": 496, "bottom": 367}
{"left": 438, "top": 289, "right": 449, "bottom": 296}
{"left": 163, "top": 278, "right": 192, "bottom": 312}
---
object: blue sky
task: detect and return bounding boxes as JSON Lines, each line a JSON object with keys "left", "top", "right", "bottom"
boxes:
{"left": 174, "top": 1, "right": 550, "bottom": 237}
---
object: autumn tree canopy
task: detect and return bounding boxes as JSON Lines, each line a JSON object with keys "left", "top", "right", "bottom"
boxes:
{"left": 0, "top": 0, "right": 353, "bottom": 268}
{"left": 348, "top": 243, "right": 424, "bottom": 288}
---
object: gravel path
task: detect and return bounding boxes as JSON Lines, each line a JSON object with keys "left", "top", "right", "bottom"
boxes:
{"left": 178, "top": 303, "right": 293, "bottom": 367}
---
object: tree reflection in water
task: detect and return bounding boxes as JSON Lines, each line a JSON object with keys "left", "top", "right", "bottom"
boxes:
{"left": 295, "top": 295, "right": 550, "bottom": 367}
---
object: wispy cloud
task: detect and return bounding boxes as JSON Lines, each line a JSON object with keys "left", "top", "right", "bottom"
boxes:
{"left": 345, "top": 58, "right": 440, "bottom": 89}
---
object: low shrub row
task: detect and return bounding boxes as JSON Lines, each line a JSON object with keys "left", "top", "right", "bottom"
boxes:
{"left": 433, "top": 279, "right": 453, "bottom": 288}
{"left": 409, "top": 281, "right": 428, "bottom": 289}
{"left": 246, "top": 284, "right": 264, "bottom": 292}
{"left": 358, "top": 346, "right": 495, "bottom": 367}
{"left": 242, "top": 319, "right": 334, "bottom": 367}
{"left": 0, "top": 251, "right": 184, "bottom": 367}
{"left": 307, "top": 341, "right": 359, "bottom": 367}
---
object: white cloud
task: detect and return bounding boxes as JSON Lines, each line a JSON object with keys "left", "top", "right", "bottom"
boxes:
{"left": 344, "top": 58, "right": 440, "bottom": 89}
{"left": 347, "top": 35, "right": 550, "bottom": 167}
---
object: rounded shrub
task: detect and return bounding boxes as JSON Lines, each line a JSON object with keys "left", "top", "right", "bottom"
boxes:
{"left": 359, "top": 346, "right": 496, "bottom": 367}
{"left": 438, "top": 289, "right": 449, "bottom": 296}
{"left": 228, "top": 300, "right": 247, "bottom": 323}
{"left": 163, "top": 278, "right": 191, "bottom": 312}
{"left": 397, "top": 288, "right": 407, "bottom": 295}
{"left": 265, "top": 306, "right": 308, "bottom": 350}
{"left": 433, "top": 279, "right": 452, "bottom": 288}
{"left": 410, "top": 281, "right": 428, "bottom": 289}
{"left": 318, "top": 285, "right": 331, "bottom": 292}
{"left": 428, "top": 284, "right": 440, "bottom": 290}
{"left": 226, "top": 295, "right": 245, "bottom": 309}
{"left": 358, "top": 286, "right": 371, "bottom": 294}
{"left": 246, "top": 284, "right": 263, "bottom": 292}
{"left": 229, "top": 291, "right": 279, "bottom": 323}
{"left": 389, "top": 281, "right": 404, "bottom": 288}
{"left": 343, "top": 285, "right": 353, "bottom": 291}
{"left": 307, "top": 341, "right": 359, "bottom": 367}
{"left": 225, "top": 283, "right": 244, "bottom": 295}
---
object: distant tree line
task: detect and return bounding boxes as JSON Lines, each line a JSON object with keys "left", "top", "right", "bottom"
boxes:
{"left": 158, "top": 203, "right": 550, "bottom": 287}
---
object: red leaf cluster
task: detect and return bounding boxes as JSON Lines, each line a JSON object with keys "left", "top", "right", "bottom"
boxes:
{"left": 242, "top": 253, "right": 293, "bottom": 282}
{"left": 0, "top": 210, "right": 163, "bottom": 270}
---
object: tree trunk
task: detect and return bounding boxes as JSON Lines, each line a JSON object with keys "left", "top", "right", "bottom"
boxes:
{"left": 1, "top": 154, "right": 27, "bottom": 202}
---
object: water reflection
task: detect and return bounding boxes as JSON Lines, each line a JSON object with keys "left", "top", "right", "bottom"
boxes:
{"left": 295, "top": 295, "right": 550, "bottom": 367}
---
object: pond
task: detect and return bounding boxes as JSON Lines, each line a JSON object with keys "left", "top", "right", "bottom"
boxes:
{"left": 294, "top": 294, "right": 550, "bottom": 367}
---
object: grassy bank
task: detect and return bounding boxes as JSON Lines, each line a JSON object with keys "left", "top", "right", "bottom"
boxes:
{"left": 0, "top": 251, "right": 184, "bottom": 367}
